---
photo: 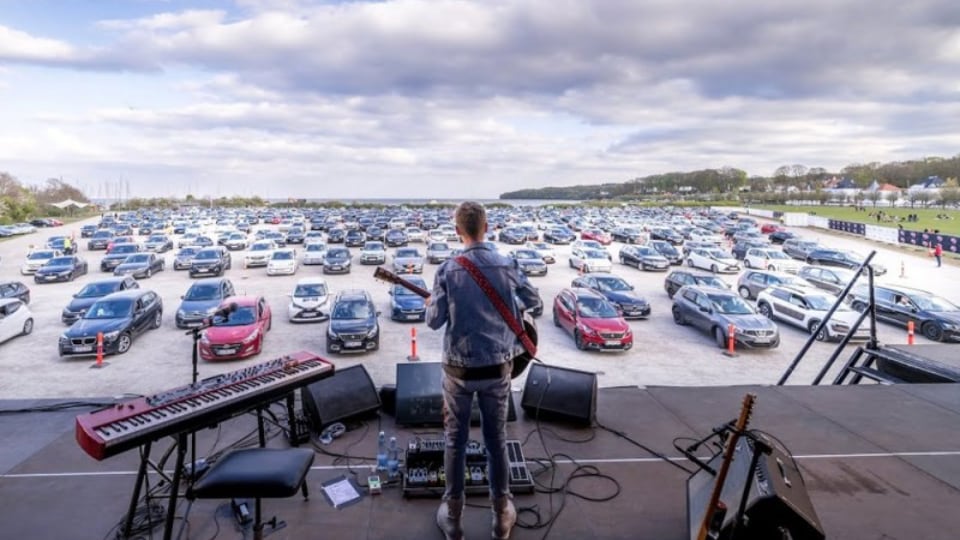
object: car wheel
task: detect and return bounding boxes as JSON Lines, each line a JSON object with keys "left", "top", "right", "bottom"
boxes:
{"left": 672, "top": 306, "right": 686, "bottom": 325}
{"left": 714, "top": 326, "right": 727, "bottom": 349}
{"left": 574, "top": 329, "right": 586, "bottom": 350}
{"left": 569, "top": 259, "right": 574, "bottom": 268}
{"left": 738, "top": 286, "right": 752, "bottom": 299}
{"left": 758, "top": 302, "right": 772, "bottom": 318}
{"left": 552, "top": 307, "right": 561, "bottom": 327}
{"left": 767, "top": 265, "right": 777, "bottom": 271}
{"left": 686, "top": 258, "right": 694, "bottom": 267}
{"left": 743, "top": 259, "right": 752, "bottom": 268}
{"left": 922, "top": 322, "right": 944, "bottom": 342}
{"left": 151, "top": 310, "right": 162, "bottom": 329}
{"left": 851, "top": 301, "right": 867, "bottom": 313}
{"left": 146, "top": 269, "right": 152, "bottom": 278}
{"left": 710, "top": 264, "right": 719, "bottom": 273}
{"left": 808, "top": 320, "right": 827, "bottom": 341}
{"left": 267, "top": 316, "right": 273, "bottom": 331}
{"left": 116, "top": 333, "right": 133, "bottom": 354}
{"left": 21, "top": 318, "right": 34, "bottom": 336}
{"left": 326, "top": 339, "right": 336, "bottom": 354}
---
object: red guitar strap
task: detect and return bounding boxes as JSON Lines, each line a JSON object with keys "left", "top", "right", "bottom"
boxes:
{"left": 455, "top": 255, "right": 537, "bottom": 357}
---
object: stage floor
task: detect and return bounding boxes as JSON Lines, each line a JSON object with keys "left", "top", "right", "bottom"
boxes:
{"left": 2, "top": 383, "right": 960, "bottom": 540}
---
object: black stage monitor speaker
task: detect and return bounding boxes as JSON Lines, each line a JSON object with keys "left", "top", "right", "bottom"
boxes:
{"left": 300, "top": 364, "right": 381, "bottom": 430}
{"left": 686, "top": 432, "right": 825, "bottom": 540}
{"left": 520, "top": 363, "right": 597, "bottom": 426}
{"left": 394, "top": 362, "right": 516, "bottom": 426}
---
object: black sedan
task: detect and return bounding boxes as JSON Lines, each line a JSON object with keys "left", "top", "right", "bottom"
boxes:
{"left": 543, "top": 227, "right": 575, "bottom": 244}
{"left": 806, "top": 249, "right": 887, "bottom": 276}
{"left": 114, "top": 253, "right": 165, "bottom": 279}
{"left": 619, "top": 245, "right": 670, "bottom": 271}
{"left": 384, "top": 229, "right": 407, "bottom": 247}
{"left": 62, "top": 276, "right": 139, "bottom": 324}
{"left": 59, "top": 289, "right": 163, "bottom": 356}
{"left": 848, "top": 285, "right": 960, "bottom": 342}
{"left": 101, "top": 244, "right": 142, "bottom": 272}
{"left": 327, "top": 229, "right": 347, "bottom": 244}
{"left": 571, "top": 273, "right": 651, "bottom": 319}
{"left": 0, "top": 281, "right": 31, "bottom": 304}
{"left": 649, "top": 227, "right": 684, "bottom": 245}
{"left": 34, "top": 256, "right": 89, "bottom": 283}
{"left": 649, "top": 240, "right": 684, "bottom": 265}
{"left": 663, "top": 270, "right": 731, "bottom": 299}
{"left": 768, "top": 230, "right": 796, "bottom": 244}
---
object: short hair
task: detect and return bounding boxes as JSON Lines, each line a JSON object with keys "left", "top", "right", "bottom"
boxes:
{"left": 455, "top": 201, "right": 486, "bottom": 240}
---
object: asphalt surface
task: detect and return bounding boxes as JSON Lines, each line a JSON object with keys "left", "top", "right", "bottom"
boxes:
{"left": 0, "top": 216, "right": 956, "bottom": 400}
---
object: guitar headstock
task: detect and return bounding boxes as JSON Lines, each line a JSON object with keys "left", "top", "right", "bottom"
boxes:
{"left": 734, "top": 393, "right": 757, "bottom": 432}
{"left": 373, "top": 267, "right": 402, "bottom": 286}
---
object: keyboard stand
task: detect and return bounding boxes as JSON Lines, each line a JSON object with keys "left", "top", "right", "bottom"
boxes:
{"left": 120, "top": 437, "right": 180, "bottom": 539}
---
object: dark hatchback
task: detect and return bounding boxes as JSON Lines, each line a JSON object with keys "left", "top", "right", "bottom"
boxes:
{"left": 101, "top": 243, "right": 142, "bottom": 272}
{"left": 663, "top": 270, "right": 730, "bottom": 299}
{"left": 62, "top": 276, "right": 139, "bottom": 324}
{"left": 35, "top": 255, "right": 89, "bottom": 283}
{"left": 59, "top": 289, "right": 163, "bottom": 356}
{"left": 114, "top": 252, "right": 165, "bottom": 279}
{"left": 572, "top": 273, "right": 651, "bottom": 319}
{"left": 87, "top": 230, "right": 115, "bottom": 250}
{"left": 176, "top": 278, "right": 236, "bottom": 328}
{"left": 619, "top": 245, "right": 670, "bottom": 271}
{"left": 189, "top": 247, "right": 232, "bottom": 278}
{"left": 848, "top": 285, "right": 960, "bottom": 342}
{"left": 384, "top": 229, "right": 408, "bottom": 247}
{"left": 0, "top": 281, "right": 31, "bottom": 304}
{"left": 326, "top": 290, "right": 380, "bottom": 353}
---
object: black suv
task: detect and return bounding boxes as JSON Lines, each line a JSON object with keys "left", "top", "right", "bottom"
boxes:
{"left": 806, "top": 249, "right": 887, "bottom": 275}
{"left": 326, "top": 290, "right": 380, "bottom": 353}
{"left": 848, "top": 285, "right": 960, "bottom": 342}
{"left": 59, "top": 289, "right": 163, "bottom": 356}
{"left": 189, "top": 247, "right": 232, "bottom": 278}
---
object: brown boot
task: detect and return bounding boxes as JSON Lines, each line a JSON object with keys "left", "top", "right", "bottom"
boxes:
{"left": 491, "top": 495, "right": 516, "bottom": 539}
{"left": 437, "top": 497, "right": 465, "bottom": 540}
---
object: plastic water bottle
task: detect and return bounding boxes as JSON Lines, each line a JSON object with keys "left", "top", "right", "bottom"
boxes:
{"left": 387, "top": 436, "right": 400, "bottom": 479}
{"left": 377, "top": 431, "right": 388, "bottom": 471}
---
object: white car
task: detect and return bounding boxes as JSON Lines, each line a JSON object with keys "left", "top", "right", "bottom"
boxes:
{"left": 426, "top": 229, "right": 447, "bottom": 244}
{"left": 405, "top": 227, "right": 425, "bottom": 243}
{"left": 524, "top": 241, "right": 557, "bottom": 264}
{"left": 756, "top": 285, "right": 869, "bottom": 342}
{"left": 178, "top": 232, "right": 199, "bottom": 248}
{"left": 688, "top": 229, "right": 723, "bottom": 245}
{"left": 302, "top": 242, "right": 328, "bottom": 265}
{"left": 21, "top": 249, "right": 62, "bottom": 275}
{"left": 0, "top": 298, "right": 33, "bottom": 344}
{"left": 686, "top": 248, "right": 741, "bottom": 274}
{"left": 287, "top": 277, "right": 330, "bottom": 322}
{"left": 244, "top": 240, "right": 277, "bottom": 268}
{"left": 266, "top": 248, "right": 298, "bottom": 276}
{"left": 360, "top": 241, "right": 387, "bottom": 265}
{"left": 569, "top": 248, "right": 613, "bottom": 273}
{"left": 743, "top": 249, "right": 802, "bottom": 274}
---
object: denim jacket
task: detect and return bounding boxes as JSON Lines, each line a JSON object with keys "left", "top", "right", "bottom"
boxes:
{"left": 426, "top": 243, "right": 542, "bottom": 368}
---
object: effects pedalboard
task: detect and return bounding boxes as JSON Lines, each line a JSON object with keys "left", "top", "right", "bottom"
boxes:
{"left": 402, "top": 438, "right": 535, "bottom": 498}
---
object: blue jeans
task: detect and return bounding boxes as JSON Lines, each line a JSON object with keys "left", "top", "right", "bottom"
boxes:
{"left": 442, "top": 371, "right": 511, "bottom": 500}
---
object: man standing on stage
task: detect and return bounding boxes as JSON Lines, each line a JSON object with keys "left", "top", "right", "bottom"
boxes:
{"left": 427, "top": 201, "right": 541, "bottom": 540}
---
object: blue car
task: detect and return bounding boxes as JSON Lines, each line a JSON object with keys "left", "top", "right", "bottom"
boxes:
{"left": 35, "top": 255, "right": 89, "bottom": 283}
{"left": 175, "top": 278, "right": 236, "bottom": 328}
{"left": 571, "top": 273, "right": 651, "bottom": 319}
{"left": 389, "top": 276, "right": 427, "bottom": 321}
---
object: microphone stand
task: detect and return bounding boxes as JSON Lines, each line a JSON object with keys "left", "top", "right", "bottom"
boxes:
{"left": 185, "top": 318, "right": 215, "bottom": 482}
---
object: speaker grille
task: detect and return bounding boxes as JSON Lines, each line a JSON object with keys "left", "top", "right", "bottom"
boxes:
{"left": 300, "top": 364, "right": 380, "bottom": 430}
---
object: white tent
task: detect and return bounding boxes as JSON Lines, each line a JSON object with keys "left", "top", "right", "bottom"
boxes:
{"left": 50, "top": 199, "right": 90, "bottom": 209}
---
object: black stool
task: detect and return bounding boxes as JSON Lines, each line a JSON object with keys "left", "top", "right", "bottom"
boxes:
{"left": 188, "top": 447, "right": 314, "bottom": 539}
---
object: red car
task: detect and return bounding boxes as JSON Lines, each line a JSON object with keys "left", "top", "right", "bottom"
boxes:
{"left": 200, "top": 296, "right": 272, "bottom": 361}
{"left": 581, "top": 229, "right": 613, "bottom": 245}
{"left": 760, "top": 223, "right": 784, "bottom": 234}
{"left": 552, "top": 288, "right": 633, "bottom": 351}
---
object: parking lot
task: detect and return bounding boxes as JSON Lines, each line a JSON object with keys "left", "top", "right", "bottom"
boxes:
{"left": 1, "top": 214, "right": 957, "bottom": 400}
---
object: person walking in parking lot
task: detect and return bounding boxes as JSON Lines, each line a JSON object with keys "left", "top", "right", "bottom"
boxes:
{"left": 934, "top": 242, "right": 943, "bottom": 267}
{"left": 426, "top": 201, "right": 541, "bottom": 540}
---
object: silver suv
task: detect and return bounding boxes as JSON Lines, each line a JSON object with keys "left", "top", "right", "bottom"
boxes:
{"left": 756, "top": 285, "right": 868, "bottom": 342}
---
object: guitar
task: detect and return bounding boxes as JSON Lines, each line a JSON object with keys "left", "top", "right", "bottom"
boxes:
{"left": 697, "top": 393, "right": 757, "bottom": 540}
{"left": 374, "top": 266, "right": 538, "bottom": 379}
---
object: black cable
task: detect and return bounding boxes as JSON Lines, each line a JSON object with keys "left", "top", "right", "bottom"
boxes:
{"left": 0, "top": 400, "right": 117, "bottom": 414}
{"left": 597, "top": 421, "right": 696, "bottom": 475}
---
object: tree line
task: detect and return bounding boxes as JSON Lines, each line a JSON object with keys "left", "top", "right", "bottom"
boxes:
{"left": 0, "top": 173, "right": 92, "bottom": 223}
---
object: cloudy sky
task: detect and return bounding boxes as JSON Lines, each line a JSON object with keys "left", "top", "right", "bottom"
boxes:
{"left": 1, "top": 0, "right": 958, "bottom": 199}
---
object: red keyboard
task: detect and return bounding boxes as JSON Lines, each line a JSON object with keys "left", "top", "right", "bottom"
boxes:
{"left": 76, "top": 351, "right": 334, "bottom": 461}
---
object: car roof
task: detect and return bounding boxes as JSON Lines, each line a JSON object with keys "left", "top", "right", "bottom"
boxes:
{"left": 221, "top": 295, "right": 260, "bottom": 307}
{"left": 190, "top": 277, "right": 229, "bottom": 287}
{"left": 295, "top": 277, "right": 327, "bottom": 286}
{"left": 100, "top": 289, "right": 149, "bottom": 300}
{"left": 566, "top": 287, "right": 606, "bottom": 300}
{"left": 874, "top": 284, "right": 932, "bottom": 296}
{"left": 88, "top": 277, "right": 130, "bottom": 285}
{"left": 681, "top": 285, "right": 737, "bottom": 297}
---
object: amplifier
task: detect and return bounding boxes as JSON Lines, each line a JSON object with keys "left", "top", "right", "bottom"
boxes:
{"left": 402, "top": 439, "right": 534, "bottom": 498}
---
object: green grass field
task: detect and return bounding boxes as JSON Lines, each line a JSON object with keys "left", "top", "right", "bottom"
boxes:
{"left": 755, "top": 205, "right": 960, "bottom": 236}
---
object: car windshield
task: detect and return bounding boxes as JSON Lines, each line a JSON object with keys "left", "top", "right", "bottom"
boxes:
{"left": 806, "top": 295, "right": 841, "bottom": 311}
{"left": 328, "top": 250, "right": 348, "bottom": 259}
{"left": 195, "top": 250, "right": 218, "bottom": 260}
{"left": 333, "top": 300, "right": 372, "bottom": 319}
{"left": 113, "top": 245, "right": 137, "bottom": 253}
{"left": 272, "top": 251, "right": 294, "bottom": 260}
{"left": 913, "top": 295, "right": 960, "bottom": 312}
{"left": 125, "top": 254, "right": 150, "bottom": 263}
{"left": 395, "top": 283, "right": 425, "bottom": 297}
{"left": 76, "top": 282, "right": 119, "bottom": 298}
{"left": 178, "top": 248, "right": 198, "bottom": 257}
{"left": 708, "top": 294, "right": 753, "bottom": 315}
{"left": 576, "top": 297, "right": 620, "bottom": 318}
{"left": 363, "top": 243, "right": 383, "bottom": 251}
{"left": 148, "top": 235, "right": 165, "bottom": 242}
{"left": 531, "top": 243, "right": 548, "bottom": 249}
{"left": 595, "top": 277, "right": 631, "bottom": 292}
{"left": 397, "top": 249, "right": 419, "bottom": 258}
{"left": 767, "top": 251, "right": 789, "bottom": 259}
{"left": 185, "top": 283, "right": 221, "bottom": 301}
{"left": 29, "top": 251, "right": 56, "bottom": 259}
{"left": 251, "top": 243, "right": 271, "bottom": 251}
{"left": 213, "top": 306, "right": 257, "bottom": 326}
{"left": 636, "top": 248, "right": 656, "bottom": 256}
{"left": 515, "top": 250, "right": 538, "bottom": 259}
{"left": 306, "top": 244, "right": 325, "bottom": 252}
{"left": 431, "top": 243, "right": 449, "bottom": 251}
{"left": 85, "top": 299, "right": 133, "bottom": 319}
{"left": 47, "top": 257, "right": 73, "bottom": 265}
{"left": 584, "top": 249, "right": 607, "bottom": 259}
{"left": 295, "top": 283, "right": 327, "bottom": 297}
{"left": 706, "top": 250, "right": 730, "bottom": 259}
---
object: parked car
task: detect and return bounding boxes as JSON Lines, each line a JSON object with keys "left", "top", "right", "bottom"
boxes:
{"left": 199, "top": 296, "right": 272, "bottom": 361}
{"left": 266, "top": 248, "right": 299, "bottom": 276}
{"left": 114, "top": 252, "right": 165, "bottom": 279}
{"left": 552, "top": 288, "right": 633, "bottom": 351}
{"left": 189, "top": 246, "right": 232, "bottom": 278}
{"left": 80, "top": 224, "right": 98, "bottom": 238}
{"left": 581, "top": 229, "right": 613, "bottom": 245}
{"left": 326, "top": 289, "right": 380, "bottom": 353}
{"left": 87, "top": 229, "right": 115, "bottom": 250}
{"left": 101, "top": 243, "right": 142, "bottom": 272}
{"left": 384, "top": 228, "right": 408, "bottom": 247}
{"left": 782, "top": 238, "right": 820, "bottom": 260}
{"left": 323, "top": 247, "right": 353, "bottom": 274}
{"left": 0, "top": 281, "right": 31, "bottom": 305}
{"left": 618, "top": 245, "right": 670, "bottom": 271}
{"left": 298, "top": 242, "right": 326, "bottom": 266}
{"left": 21, "top": 249, "right": 61, "bottom": 275}
{"left": 672, "top": 285, "right": 780, "bottom": 349}
{"left": 242, "top": 240, "right": 276, "bottom": 268}
{"left": 569, "top": 247, "right": 613, "bottom": 273}
{"left": 760, "top": 223, "right": 784, "bottom": 234}
{"left": 345, "top": 230, "right": 366, "bottom": 247}
{"left": 649, "top": 240, "right": 684, "bottom": 265}
{"left": 498, "top": 227, "right": 527, "bottom": 245}
{"left": 176, "top": 278, "right": 236, "bottom": 328}
{"left": 358, "top": 241, "right": 386, "bottom": 265}
{"left": 571, "top": 273, "right": 651, "bottom": 319}
{"left": 285, "top": 227, "right": 306, "bottom": 245}
{"left": 796, "top": 265, "right": 857, "bottom": 295}
{"left": 404, "top": 227, "right": 425, "bottom": 243}
{"left": 59, "top": 289, "right": 163, "bottom": 356}
{"left": 62, "top": 277, "right": 139, "bottom": 324}
{"left": 664, "top": 270, "right": 731, "bottom": 299}
{"left": 806, "top": 249, "right": 887, "bottom": 275}
{"left": 543, "top": 227, "right": 575, "bottom": 244}
{"left": 389, "top": 247, "right": 421, "bottom": 274}
{"left": 288, "top": 277, "right": 330, "bottom": 322}
{"left": 524, "top": 241, "right": 557, "bottom": 264}
{"left": 389, "top": 275, "right": 428, "bottom": 322}
{"left": 743, "top": 248, "right": 802, "bottom": 274}
{"left": 736, "top": 269, "right": 809, "bottom": 300}
{"left": 757, "top": 285, "right": 869, "bottom": 342}
{"left": 686, "top": 248, "right": 740, "bottom": 274}
{"left": 35, "top": 255, "right": 88, "bottom": 283}
{"left": 144, "top": 234, "right": 174, "bottom": 253}
{"left": 172, "top": 246, "right": 199, "bottom": 271}
{"left": 426, "top": 242, "right": 453, "bottom": 264}
{"left": 847, "top": 285, "right": 960, "bottom": 342}
{"left": 0, "top": 298, "right": 33, "bottom": 344}
{"left": 731, "top": 239, "right": 770, "bottom": 260}
{"left": 768, "top": 230, "right": 796, "bottom": 244}
{"left": 508, "top": 249, "right": 548, "bottom": 276}
{"left": 223, "top": 232, "right": 249, "bottom": 251}
{"left": 649, "top": 227, "right": 684, "bottom": 245}
{"left": 611, "top": 227, "right": 645, "bottom": 244}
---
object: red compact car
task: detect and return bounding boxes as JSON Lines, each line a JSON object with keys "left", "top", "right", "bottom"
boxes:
{"left": 200, "top": 296, "right": 272, "bottom": 361}
{"left": 760, "top": 223, "right": 784, "bottom": 234}
{"left": 580, "top": 229, "right": 613, "bottom": 245}
{"left": 552, "top": 288, "right": 633, "bottom": 351}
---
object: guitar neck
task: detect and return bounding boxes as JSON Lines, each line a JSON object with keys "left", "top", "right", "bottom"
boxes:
{"left": 374, "top": 267, "right": 432, "bottom": 298}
